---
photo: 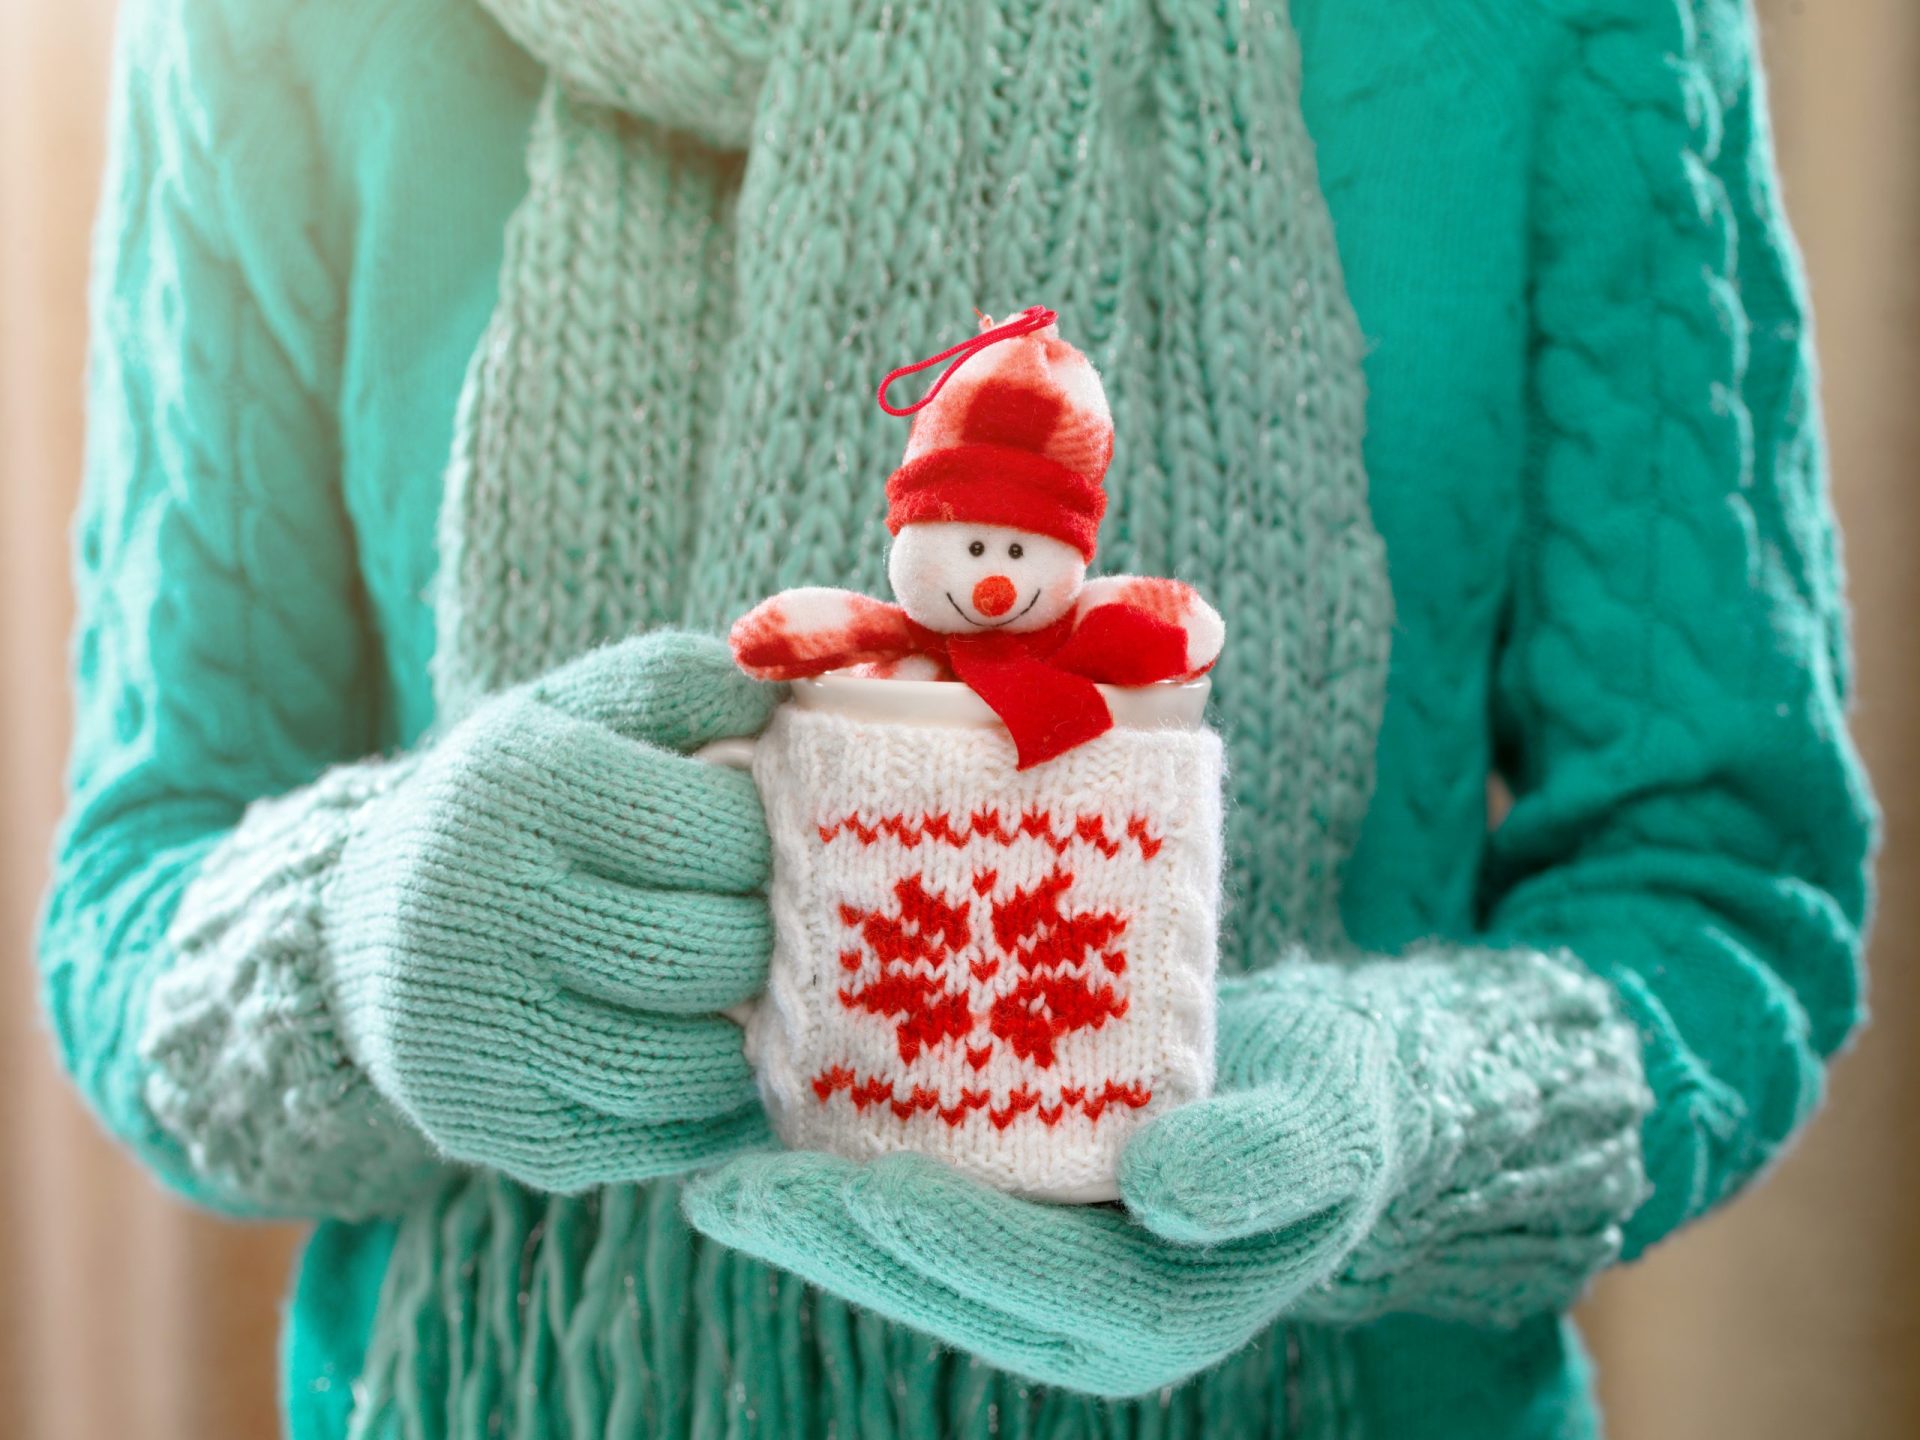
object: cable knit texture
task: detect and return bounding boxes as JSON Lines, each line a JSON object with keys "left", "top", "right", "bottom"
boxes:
{"left": 140, "top": 759, "right": 444, "bottom": 1216}
{"left": 476, "top": 0, "right": 776, "bottom": 149}
{"left": 40, "top": 0, "right": 1874, "bottom": 1435}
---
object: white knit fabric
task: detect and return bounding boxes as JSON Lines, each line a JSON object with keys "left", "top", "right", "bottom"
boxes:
{"left": 747, "top": 704, "right": 1224, "bottom": 1200}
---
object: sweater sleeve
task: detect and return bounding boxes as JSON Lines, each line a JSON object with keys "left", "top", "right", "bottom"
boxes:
{"left": 1147, "top": 0, "right": 1875, "bottom": 1329}
{"left": 38, "top": 0, "right": 443, "bottom": 1219}
{"left": 1484, "top": 0, "right": 1874, "bottom": 1256}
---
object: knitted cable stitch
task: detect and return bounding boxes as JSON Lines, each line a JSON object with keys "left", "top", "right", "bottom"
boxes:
{"left": 139, "top": 758, "right": 443, "bottom": 1217}
{"left": 478, "top": 0, "right": 776, "bottom": 149}
{"left": 43, "top": 0, "right": 1875, "bottom": 1433}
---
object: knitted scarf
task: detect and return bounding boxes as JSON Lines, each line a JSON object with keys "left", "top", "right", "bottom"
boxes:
{"left": 363, "top": 1, "right": 1394, "bottom": 1434}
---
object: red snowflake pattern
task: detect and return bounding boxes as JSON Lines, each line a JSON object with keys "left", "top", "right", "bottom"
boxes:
{"left": 985, "top": 870, "right": 1129, "bottom": 1068}
{"left": 834, "top": 867, "right": 1130, "bottom": 1071}
{"left": 837, "top": 877, "right": 975, "bottom": 1063}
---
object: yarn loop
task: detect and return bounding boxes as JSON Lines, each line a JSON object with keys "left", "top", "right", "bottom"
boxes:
{"left": 878, "top": 307, "right": 1059, "bottom": 417}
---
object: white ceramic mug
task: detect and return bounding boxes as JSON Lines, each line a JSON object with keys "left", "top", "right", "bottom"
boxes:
{"left": 705, "top": 675, "right": 1223, "bottom": 1202}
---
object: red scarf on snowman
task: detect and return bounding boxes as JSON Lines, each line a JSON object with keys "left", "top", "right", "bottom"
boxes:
{"left": 731, "top": 309, "right": 1220, "bottom": 768}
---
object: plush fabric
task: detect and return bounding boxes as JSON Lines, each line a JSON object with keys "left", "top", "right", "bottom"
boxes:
{"left": 883, "top": 309, "right": 1114, "bottom": 560}
{"left": 40, "top": 0, "right": 1875, "bottom": 1435}
{"left": 730, "top": 576, "right": 1220, "bottom": 766}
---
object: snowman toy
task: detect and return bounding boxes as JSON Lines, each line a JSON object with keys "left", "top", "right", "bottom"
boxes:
{"left": 730, "top": 307, "right": 1224, "bottom": 770}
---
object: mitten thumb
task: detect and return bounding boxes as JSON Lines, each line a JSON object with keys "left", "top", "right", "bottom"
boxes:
{"left": 1119, "top": 995, "right": 1399, "bottom": 1246}
{"left": 528, "top": 630, "right": 780, "bottom": 752}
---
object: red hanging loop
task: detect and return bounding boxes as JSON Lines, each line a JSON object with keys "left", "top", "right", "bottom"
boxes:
{"left": 876, "top": 306, "right": 1058, "bottom": 417}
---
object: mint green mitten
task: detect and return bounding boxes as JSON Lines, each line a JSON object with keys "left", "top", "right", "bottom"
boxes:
{"left": 1120, "top": 949, "right": 1650, "bottom": 1325}
{"left": 683, "top": 948, "right": 1647, "bottom": 1395}
{"left": 323, "top": 631, "right": 780, "bottom": 1192}
{"left": 682, "top": 1145, "right": 1357, "bottom": 1397}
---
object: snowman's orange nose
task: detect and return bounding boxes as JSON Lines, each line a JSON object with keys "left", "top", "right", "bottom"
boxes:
{"left": 972, "top": 575, "right": 1017, "bottom": 617}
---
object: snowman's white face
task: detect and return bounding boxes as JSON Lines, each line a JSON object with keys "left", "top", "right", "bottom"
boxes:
{"left": 888, "top": 523, "right": 1086, "bottom": 634}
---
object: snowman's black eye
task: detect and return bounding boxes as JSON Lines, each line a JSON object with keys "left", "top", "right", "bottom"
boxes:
{"left": 968, "top": 541, "right": 986, "bottom": 557}
{"left": 1008, "top": 543, "right": 1024, "bottom": 560}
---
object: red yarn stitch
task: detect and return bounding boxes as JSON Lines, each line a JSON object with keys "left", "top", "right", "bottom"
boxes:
{"left": 989, "top": 870, "right": 1128, "bottom": 965}
{"left": 832, "top": 867, "right": 1136, "bottom": 1070}
{"left": 815, "top": 810, "right": 1164, "bottom": 860}
{"left": 840, "top": 876, "right": 973, "bottom": 968}
{"left": 989, "top": 1088, "right": 1040, "bottom": 1131}
{"left": 808, "top": 1071, "right": 1153, "bottom": 1128}
{"left": 838, "top": 973, "right": 975, "bottom": 1064}
{"left": 985, "top": 871, "right": 1131, "bottom": 1068}
{"left": 988, "top": 977, "right": 1129, "bottom": 1069}
{"left": 837, "top": 875, "right": 976, "bottom": 1062}
{"left": 812, "top": 1064, "right": 855, "bottom": 1102}
{"left": 1081, "top": 1081, "right": 1152, "bottom": 1119}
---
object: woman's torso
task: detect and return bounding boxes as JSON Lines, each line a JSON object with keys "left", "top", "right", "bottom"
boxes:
{"left": 330, "top": 0, "right": 1543, "bottom": 945}
{"left": 291, "top": 0, "right": 1581, "bottom": 1435}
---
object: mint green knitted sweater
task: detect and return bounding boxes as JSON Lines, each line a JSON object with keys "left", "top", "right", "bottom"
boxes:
{"left": 43, "top": 0, "right": 1873, "bottom": 1436}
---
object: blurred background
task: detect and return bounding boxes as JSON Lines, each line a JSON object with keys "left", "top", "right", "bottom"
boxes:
{"left": 3, "top": 2, "right": 1915, "bottom": 1437}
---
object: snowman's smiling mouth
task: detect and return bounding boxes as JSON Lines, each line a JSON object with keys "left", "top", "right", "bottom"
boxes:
{"left": 946, "top": 590, "right": 1043, "bottom": 629}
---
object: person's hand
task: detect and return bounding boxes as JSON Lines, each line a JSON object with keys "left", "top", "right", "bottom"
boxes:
{"left": 683, "top": 952, "right": 1642, "bottom": 1391}
{"left": 324, "top": 631, "right": 780, "bottom": 1192}
{"left": 679, "top": 1142, "right": 1371, "bottom": 1396}
{"left": 1115, "top": 967, "right": 1405, "bottom": 1249}
{"left": 679, "top": 986, "right": 1400, "bottom": 1397}
{"left": 1124, "top": 955, "right": 1643, "bottom": 1324}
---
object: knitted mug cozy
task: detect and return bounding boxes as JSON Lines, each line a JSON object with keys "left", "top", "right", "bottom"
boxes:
{"left": 743, "top": 679, "right": 1223, "bottom": 1200}
{"left": 727, "top": 312, "right": 1228, "bottom": 1196}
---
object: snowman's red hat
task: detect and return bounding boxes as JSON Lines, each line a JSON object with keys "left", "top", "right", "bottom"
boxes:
{"left": 879, "top": 308, "right": 1112, "bottom": 562}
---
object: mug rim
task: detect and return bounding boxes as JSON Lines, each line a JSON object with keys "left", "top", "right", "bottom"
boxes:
{"left": 789, "top": 674, "right": 1211, "bottom": 730}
